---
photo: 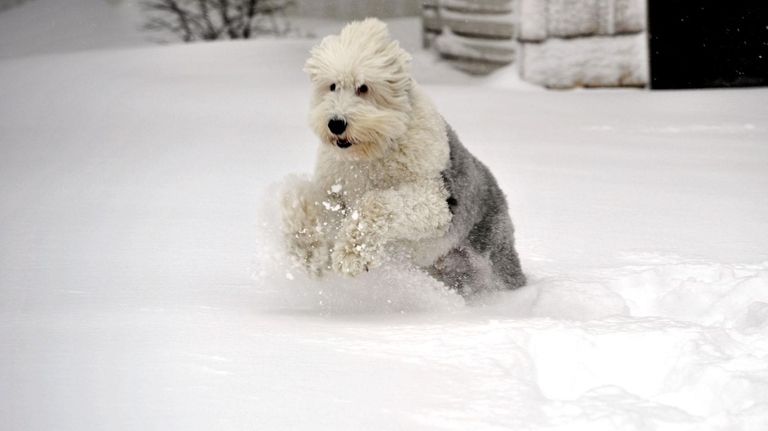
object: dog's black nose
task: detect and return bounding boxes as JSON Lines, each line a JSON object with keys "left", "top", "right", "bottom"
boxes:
{"left": 328, "top": 118, "right": 347, "bottom": 135}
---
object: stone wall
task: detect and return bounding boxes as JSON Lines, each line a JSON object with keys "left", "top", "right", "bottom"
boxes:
{"left": 518, "top": 0, "right": 648, "bottom": 88}
{"left": 423, "top": 0, "right": 649, "bottom": 87}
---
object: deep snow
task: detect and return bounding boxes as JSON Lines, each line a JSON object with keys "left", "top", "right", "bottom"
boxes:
{"left": 1, "top": 15, "right": 768, "bottom": 431}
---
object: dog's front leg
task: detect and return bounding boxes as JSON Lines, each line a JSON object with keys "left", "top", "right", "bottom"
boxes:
{"left": 332, "top": 180, "right": 452, "bottom": 276}
{"left": 280, "top": 178, "right": 334, "bottom": 277}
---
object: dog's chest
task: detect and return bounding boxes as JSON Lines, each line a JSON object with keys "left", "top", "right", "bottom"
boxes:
{"left": 318, "top": 158, "right": 418, "bottom": 202}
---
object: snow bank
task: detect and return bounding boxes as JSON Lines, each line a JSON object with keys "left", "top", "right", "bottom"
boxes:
{"left": 609, "top": 260, "right": 768, "bottom": 330}
{"left": 0, "top": 0, "right": 146, "bottom": 59}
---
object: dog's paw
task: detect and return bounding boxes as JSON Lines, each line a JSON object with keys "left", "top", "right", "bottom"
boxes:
{"left": 287, "top": 233, "right": 330, "bottom": 278}
{"left": 331, "top": 240, "right": 377, "bottom": 277}
{"left": 331, "top": 208, "right": 387, "bottom": 277}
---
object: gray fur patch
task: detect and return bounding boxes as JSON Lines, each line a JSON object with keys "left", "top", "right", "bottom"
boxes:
{"left": 431, "top": 124, "right": 526, "bottom": 294}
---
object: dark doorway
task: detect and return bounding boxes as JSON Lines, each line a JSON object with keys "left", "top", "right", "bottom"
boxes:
{"left": 649, "top": 0, "right": 768, "bottom": 89}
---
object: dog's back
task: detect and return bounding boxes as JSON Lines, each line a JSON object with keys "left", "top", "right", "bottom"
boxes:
{"left": 432, "top": 125, "right": 526, "bottom": 293}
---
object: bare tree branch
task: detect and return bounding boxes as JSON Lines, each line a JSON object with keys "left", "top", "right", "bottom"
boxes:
{"left": 142, "top": 0, "right": 292, "bottom": 42}
{"left": 196, "top": 0, "right": 219, "bottom": 39}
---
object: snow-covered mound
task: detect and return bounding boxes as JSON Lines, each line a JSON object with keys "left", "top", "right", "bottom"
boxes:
{"left": 1, "top": 36, "right": 767, "bottom": 430}
{"left": 0, "top": 0, "right": 147, "bottom": 59}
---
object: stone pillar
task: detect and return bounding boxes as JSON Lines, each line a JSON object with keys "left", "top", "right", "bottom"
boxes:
{"left": 423, "top": 0, "right": 518, "bottom": 75}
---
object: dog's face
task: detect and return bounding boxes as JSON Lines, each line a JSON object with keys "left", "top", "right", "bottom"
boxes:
{"left": 304, "top": 19, "right": 413, "bottom": 160}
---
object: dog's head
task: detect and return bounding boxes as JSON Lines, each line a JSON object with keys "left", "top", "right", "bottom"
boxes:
{"left": 304, "top": 18, "right": 413, "bottom": 160}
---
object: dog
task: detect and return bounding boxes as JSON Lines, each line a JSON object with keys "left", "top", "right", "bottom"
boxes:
{"left": 281, "top": 18, "right": 525, "bottom": 294}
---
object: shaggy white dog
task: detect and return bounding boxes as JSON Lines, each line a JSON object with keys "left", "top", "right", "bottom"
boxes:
{"left": 281, "top": 18, "right": 525, "bottom": 293}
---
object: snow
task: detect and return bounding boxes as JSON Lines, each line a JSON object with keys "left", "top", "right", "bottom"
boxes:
{"left": 520, "top": 33, "right": 648, "bottom": 88}
{"left": 1, "top": 11, "right": 768, "bottom": 431}
{"left": 0, "top": 0, "right": 146, "bottom": 59}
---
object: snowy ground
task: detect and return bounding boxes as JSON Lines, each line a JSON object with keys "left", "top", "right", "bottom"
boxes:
{"left": 2, "top": 9, "right": 768, "bottom": 431}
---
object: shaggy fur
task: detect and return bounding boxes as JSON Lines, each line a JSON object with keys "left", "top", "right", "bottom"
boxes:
{"left": 281, "top": 18, "right": 525, "bottom": 293}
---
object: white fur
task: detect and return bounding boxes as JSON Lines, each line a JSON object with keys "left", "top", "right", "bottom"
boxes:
{"left": 283, "top": 18, "right": 453, "bottom": 277}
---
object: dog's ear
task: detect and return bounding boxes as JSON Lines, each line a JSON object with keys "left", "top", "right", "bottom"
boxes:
{"left": 303, "top": 35, "right": 340, "bottom": 82}
{"left": 303, "top": 35, "right": 336, "bottom": 82}
{"left": 350, "top": 18, "right": 411, "bottom": 65}
{"left": 382, "top": 39, "right": 413, "bottom": 72}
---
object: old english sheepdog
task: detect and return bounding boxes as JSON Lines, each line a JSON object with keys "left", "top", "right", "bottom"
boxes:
{"left": 281, "top": 18, "right": 525, "bottom": 294}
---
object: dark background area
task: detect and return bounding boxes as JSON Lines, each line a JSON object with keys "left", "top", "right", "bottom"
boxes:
{"left": 650, "top": 0, "right": 768, "bottom": 89}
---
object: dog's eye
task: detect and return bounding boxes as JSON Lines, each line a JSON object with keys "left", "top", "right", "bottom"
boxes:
{"left": 330, "top": 83, "right": 336, "bottom": 92}
{"left": 357, "top": 84, "right": 368, "bottom": 95}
